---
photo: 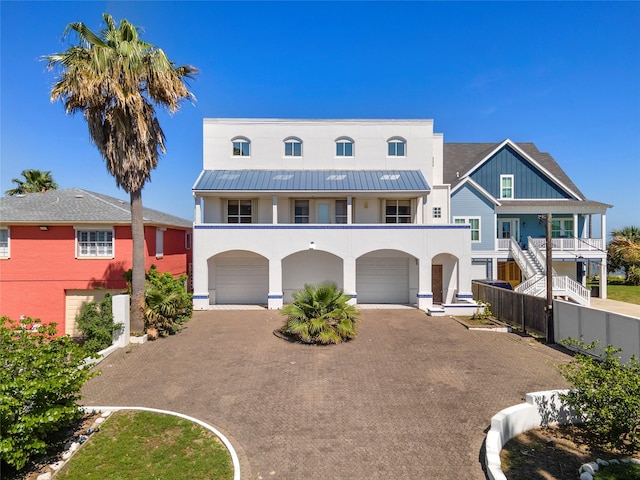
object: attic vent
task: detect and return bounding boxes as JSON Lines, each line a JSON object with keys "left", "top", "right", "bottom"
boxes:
{"left": 326, "top": 174, "right": 346, "bottom": 180}
{"left": 219, "top": 174, "right": 240, "bottom": 180}
{"left": 273, "top": 174, "right": 294, "bottom": 180}
{"left": 75, "top": 195, "right": 84, "bottom": 198}
{"left": 380, "top": 174, "right": 400, "bottom": 180}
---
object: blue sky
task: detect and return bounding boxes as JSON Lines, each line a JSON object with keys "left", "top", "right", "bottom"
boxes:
{"left": 1, "top": 1, "right": 639, "bottom": 234}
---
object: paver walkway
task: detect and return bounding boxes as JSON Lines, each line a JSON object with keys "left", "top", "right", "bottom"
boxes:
{"left": 82, "top": 309, "right": 571, "bottom": 479}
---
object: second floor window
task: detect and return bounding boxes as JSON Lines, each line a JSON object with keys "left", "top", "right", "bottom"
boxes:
{"left": 284, "top": 138, "right": 302, "bottom": 157}
{"left": 227, "top": 200, "right": 253, "bottom": 223}
{"left": 232, "top": 139, "right": 250, "bottom": 157}
{"left": 387, "top": 139, "right": 406, "bottom": 157}
{"left": 77, "top": 229, "right": 114, "bottom": 257}
{"left": 385, "top": 200, "right": 411, "bottom": 223}
{"left": 551, "top": 218, "right": 574, "bottom": 238}
{"left": 454, "top": 217, "right": 481, "bottom": 242}
{"left": 294, "top": 200, "right": 309, "bottom": 223}
{"left": 0, "top": 228, "right": 9, "bottom": 257}
{"left": 335, "top": 200, "right": 348, "bottom": 224}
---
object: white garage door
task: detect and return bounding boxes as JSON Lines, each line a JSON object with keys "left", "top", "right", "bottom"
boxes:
{"left": 215, "top": 257, "right": 268, "bottom": 304}
{"left": 356, "top": 257, "right": 410, "bottom": 304}
{"left": 65, "top": 289, "right": 123, "bottom": 337}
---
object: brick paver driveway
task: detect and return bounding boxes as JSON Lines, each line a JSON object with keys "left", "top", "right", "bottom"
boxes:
{"left": 82, "top": 309, "right": 571, "bottom": 479}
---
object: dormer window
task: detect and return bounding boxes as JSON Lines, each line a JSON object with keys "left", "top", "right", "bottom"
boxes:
{"left": 284, "top": 138, "right": 302, "bottom": 157}
{"left": 232, "top": 138, "right": 250, "bottom": 157}
{"left": 336, "top": 138, "right": 354, "bottom": 157}
{"left": 387, "top": 138, "right": 406, "bottom": 157}
{"left": 500, "top": 174, "right": 514, "bottom": 199}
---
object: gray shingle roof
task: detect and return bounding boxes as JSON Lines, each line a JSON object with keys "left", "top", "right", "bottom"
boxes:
{"left": 193, "top": 170, "right": 431, "bottom": 192}
{"left": 443, "top": 141, "right": 585, "bottom": 199}
{"left": 498, "top": 199, "right": 612, "bottom": 211}
{"left": 0, "top": 188, "right": 192, "bottom": 227}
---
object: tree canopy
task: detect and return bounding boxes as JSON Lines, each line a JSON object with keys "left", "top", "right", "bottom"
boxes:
{"left": 608, "top": 225, "right": 640, "bottom": 285}
{"left": 5, "top": 169, "right": 59, "bottom": 196}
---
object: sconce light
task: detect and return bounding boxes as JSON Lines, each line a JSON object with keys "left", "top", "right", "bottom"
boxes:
{"left": 39, "top": 226, "right": 49, "bottom": 231}
{"left": 309, "top": 241, "right": 316, "bottom": 250}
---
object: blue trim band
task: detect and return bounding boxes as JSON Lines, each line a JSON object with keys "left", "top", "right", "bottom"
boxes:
{"left": 192, "top": 295, "right": 209, "bottom": 300}
{"left": 195, "top": 224, "right": 469, "bottom": 231}
{"left": 417, "top": 293, "right": 433, "bottom": 298}
{"left": 349, "top": 294, "right": 357, "bottom": 298}
{"left": 456, "top": 294, "right": 474, "bottom": 299}
{"left": 267, "top": 294, "right": 283, "bottom": 299}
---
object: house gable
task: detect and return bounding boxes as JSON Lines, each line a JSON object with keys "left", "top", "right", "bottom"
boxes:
{"left": 450, "top": 182, "right": 495, "bottom": 251}
{"left": 469, "top": 144, "right": 574, "bottom": 200}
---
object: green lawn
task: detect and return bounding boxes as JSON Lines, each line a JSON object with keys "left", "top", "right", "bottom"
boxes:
{"left": 605, "top": 284, "right": 640, "bottom": 305}
{"left": 56, "top": 410, "right": 233, "bottom": 480}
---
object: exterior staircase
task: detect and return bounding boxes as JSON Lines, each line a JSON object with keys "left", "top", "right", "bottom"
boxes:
{"left": 511, "top": 237, "right": 590, "bottom": 306}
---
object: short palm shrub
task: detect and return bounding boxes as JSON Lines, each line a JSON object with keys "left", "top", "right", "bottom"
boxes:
{"left": 280, "top": 283, "right": 359, "bottom": 345}
{"left": 143, "top": 265, "right": 193, "bottom": 336}
{"left": 557, "top": 340, "right": 640, "bottom": 454}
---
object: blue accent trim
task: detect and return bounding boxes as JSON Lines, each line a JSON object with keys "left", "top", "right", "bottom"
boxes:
{"left": 349, "top": 294, "right": 357, "bottom": 298}
{"left": 456, "top": 294, "right": 474, "bottom": 299}
{"left": 417, "top": 293, "right": 433, "bottom": 298}
{"left": 192, "top": 295, "right": 209, "bottom": 299}
{"left": 195, "top": 224, "right": 470, "bottom": 231}
{"left": 267, "top": 294, "right": 283, "bottom": 299}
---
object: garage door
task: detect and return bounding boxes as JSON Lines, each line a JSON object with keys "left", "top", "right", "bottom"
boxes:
{"left": 65, "top": 289, "right": 123, "bottom": 337}
{"left": 356, "top": 257, "right": 410, "bottom": 304}
{"left": 215, "top": 257, "right": 268, "bottom": 304}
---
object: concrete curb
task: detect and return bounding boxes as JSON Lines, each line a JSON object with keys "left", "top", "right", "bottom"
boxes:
{"left": 485, "top": 389, "right": 578, "bottom": 480}
{"left": 83, "top": 406, "right": 241, "bottom": 480}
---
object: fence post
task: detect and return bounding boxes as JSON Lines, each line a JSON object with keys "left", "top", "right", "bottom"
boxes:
{"left": 112, "top": 294, "right": 131, "bottom": 347}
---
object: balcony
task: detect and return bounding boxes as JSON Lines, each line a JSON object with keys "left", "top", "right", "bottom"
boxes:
{"left": 497, "top": 237, "right": 604, "bottom": 252}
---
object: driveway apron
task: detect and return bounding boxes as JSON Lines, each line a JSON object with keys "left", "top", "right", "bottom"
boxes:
{"left": 82, "top": 309, "right": 571, "bottom": 479}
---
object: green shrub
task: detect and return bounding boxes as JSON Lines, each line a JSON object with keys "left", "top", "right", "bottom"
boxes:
{"left": 143, "top": 265, "right": 192, "bottom": 336}
{"left": 558, "top": 340, "right": 640, "bottom": 454}
{"left": 627, "top": 265, "right": 640, "bottom": 286}
{"left": 0, "top": 318, "right": 95, "bottom": 471}
{"left": 281, "top": 283, "right": 359, "bottom": 344}
{"left": 472, "top": 300, "right": 492, "bottom": 321}
{"left": 76, "top": 292, "right": 123, "bottom": 354}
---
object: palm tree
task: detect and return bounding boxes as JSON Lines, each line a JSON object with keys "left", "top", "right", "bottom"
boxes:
{"left": 45, "top": 14, "right": 197, "bottom": 332}
{"left": 608, "top": 226, "right": 640, "bottom": 285}
{"left": 280, "top": 283, "right": 359, "bottom": 344}
{"left": 5, "top": 169, "right": 59, "bottom": 195}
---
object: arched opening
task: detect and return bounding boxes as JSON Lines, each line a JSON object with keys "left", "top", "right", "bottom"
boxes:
{"left": 208, "top": 250, "right": 268, "bottom": 304}
{"left": 356, "top": 249, "right": 417, "bottom": 304}
{"left": 282, "top": 250, "right": 343, "bottom": 303}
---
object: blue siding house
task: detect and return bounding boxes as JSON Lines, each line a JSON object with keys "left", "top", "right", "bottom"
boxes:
{"left": 446, "top": 139, "right": 611, "bottom": 303}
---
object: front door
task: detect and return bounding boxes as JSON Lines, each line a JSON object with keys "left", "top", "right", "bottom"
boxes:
{"left": 432, "top": 264, "right": 443, "bottom": 304}
{"left": 498, "top": 218, "right": 520, "bottom": 243}
{"left": 317, "top": 201, "right": 330, "bottom": 224}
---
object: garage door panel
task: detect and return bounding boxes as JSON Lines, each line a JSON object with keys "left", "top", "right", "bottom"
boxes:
{"left": 215, "top": 257, "right": 268, "bottom": 304}
{"left": 356, "top": 257, "right": 409, "bottom": 304}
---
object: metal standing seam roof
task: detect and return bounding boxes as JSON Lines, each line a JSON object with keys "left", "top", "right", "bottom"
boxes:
{"left": 193, "top": 170, "right": 431, "bottom": 192}
{"left": 0, "top": 188, "right": 192, "bottom": 227}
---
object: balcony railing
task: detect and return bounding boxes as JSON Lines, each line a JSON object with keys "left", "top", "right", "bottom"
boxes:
{"left": 497, "top": 237, "right": 604, "bottom": 251}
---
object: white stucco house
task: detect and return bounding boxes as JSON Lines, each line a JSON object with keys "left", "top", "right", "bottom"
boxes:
{"left": 191, "top": 118, "right": 474, "bottom": 312}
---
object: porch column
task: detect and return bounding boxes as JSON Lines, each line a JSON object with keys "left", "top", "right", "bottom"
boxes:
{"left": 573, "top": 214, "right": 579, "bottom": 243}
{"left": 194, "top": 197, "right": 202, "bottom": 225}
{"left": 600, "top": 213, "right": 607, "bottom": 299}
{"left": 268, "top": 257, "right": 283, "bottom": 309}
{"left": 343, "top": 256, "right": 357, "bottom": 304}
{"left": 347, "top": 196, "right": 353, "bottom": 225}
{"left": 416, "top": 197, "right": 423, "bottom": 224}
{"left": 417, "top": 258, "right": 432, "bottom": 310}
{"left": 272, "top": 196, "right": 278, "bottom": 224}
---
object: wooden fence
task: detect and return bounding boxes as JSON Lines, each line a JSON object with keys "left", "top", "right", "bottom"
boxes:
{"left": 472, "top": 282, "right": 548, "bottom": 337}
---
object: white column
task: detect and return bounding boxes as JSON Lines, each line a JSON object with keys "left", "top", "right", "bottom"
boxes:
{"left": 347, "top": 196, "right": 353, "bottom": 225}
{"left": 600, "top": 213, "right": 607, "bottom": 299}
{"left": 272, "top": 196, "right": 278, "bottom": 224}
{"left": 194, "top": 197, "right": 202, "bottom": 225}
{"left": 343, "top": 256, "right": 357, "bottom": 304}
{"left": 417, "top": 258, "right": 432, "bottom": 310}
{"left": 268, "top": 257, "right": 283, "bottom": 309}
{"left": 573, "top": 214, "right": 578, "bottom": 242}
{"left": 416, "top": 197, "right": 423, "bottom": 224}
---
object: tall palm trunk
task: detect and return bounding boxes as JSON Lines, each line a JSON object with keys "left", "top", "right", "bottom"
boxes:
{"left": 130, "top": 189, "right": 146, "bottom": 333}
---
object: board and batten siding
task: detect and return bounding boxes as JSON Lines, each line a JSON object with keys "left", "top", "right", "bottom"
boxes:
{"left": 470, "top": 145, "right": 571, "bottom": 199}
{"left": 450, "top": 184, "right": 495, "bottom": 251}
